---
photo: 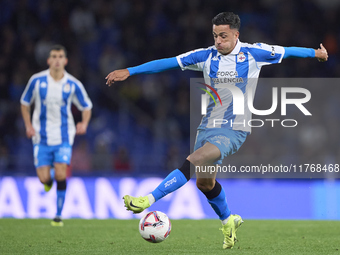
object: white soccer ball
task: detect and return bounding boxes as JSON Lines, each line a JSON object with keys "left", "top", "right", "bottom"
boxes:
{"left": 139, "top": 211, "right": 171, "bottom": 243}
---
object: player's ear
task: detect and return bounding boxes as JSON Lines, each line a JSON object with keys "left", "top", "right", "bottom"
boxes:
{"left": 234, "top": 30, "right": 240, "bottom": 39}
{"left": 64, "top": 58, "right": 68, "bottom": 66}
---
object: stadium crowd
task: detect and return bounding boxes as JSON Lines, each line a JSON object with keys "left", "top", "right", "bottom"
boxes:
{"left": 0, "top": 0, "right": 339, "bottom": 177}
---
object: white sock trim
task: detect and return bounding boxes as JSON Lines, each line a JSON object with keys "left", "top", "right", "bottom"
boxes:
{"left": 147, "top": 194, "right": 155, "bottom": 205}
{"left": 221, "top": 215, "right": 230, "bottom": 225}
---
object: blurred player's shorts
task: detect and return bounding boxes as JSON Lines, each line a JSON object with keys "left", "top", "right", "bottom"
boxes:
{"left": 194, "top": 128, "right": 249, "bottom": 164}
{"left": 33, "top": 143, "right": 72, "bottom": 167}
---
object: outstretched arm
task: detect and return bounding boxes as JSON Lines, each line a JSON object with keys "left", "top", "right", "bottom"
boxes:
{"left": 283, "top": 43, "right": 328, "bottom": 62}
{"left": 106, "top": 57, "right": 180, "bottom": 86}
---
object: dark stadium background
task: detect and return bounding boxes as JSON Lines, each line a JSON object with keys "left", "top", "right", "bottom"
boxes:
{"left": 0, "top": 0, "right": 339, "bottom": 178}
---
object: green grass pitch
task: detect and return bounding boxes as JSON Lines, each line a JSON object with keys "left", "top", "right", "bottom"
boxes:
{"left": 1, "top": 219, "right": 339, "bottom": 255}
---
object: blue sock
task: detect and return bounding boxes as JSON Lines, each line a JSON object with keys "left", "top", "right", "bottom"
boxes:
{"left": 203, "top": 181, "right": 231, "bottom": 220}
{"left": 56, "top": 190, "right": 66, "bottom": 217}
{"left": 56, "top": 180, "right": 67, "bottom": 217}
{"left": 208, "top": 187, "right": 231, "bottom": 220}
{"left": 151, "top": 169, "right": 188, "bottom": 201}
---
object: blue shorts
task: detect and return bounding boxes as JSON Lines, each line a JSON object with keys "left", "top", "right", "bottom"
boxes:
{"left": 33, "top": 143, "right": 72, "bottom": 168}
{"left": 193, "top": 128, "right": 249, "bottom": 164}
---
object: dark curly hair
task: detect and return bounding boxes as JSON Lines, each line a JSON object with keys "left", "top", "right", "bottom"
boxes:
{"left": 212, "top": 12, "right": 241, "bottom": 31}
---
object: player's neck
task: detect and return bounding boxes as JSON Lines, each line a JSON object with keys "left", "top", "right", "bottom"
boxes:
{"left": 49, "top": 69, "right": 65, "bottom": 81}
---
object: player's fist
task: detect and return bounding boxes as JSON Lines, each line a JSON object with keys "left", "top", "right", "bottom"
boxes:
{"left": 315, "top": 43, "right": 328, "bottom": 62}
{"left": 105, "top": 69, "right": 130, "bottom": 87}
{"left": 26, "top": 125, "right": 35, "bottom": 138}
{"left": 76, "top": 122, "right": 87, "bottom": 135}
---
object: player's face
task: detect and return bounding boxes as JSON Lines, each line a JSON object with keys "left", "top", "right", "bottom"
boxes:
{"left": 213, "top": 25, "right": 239, "bottom": 55}
{"left": 47, "top": 50, "right": 68, "bottom": 71}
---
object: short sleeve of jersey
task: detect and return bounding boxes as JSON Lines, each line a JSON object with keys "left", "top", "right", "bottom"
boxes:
{"left": 20, "top": 76, "right": 37, "bottom": 106}
{"left": 246, "top": 43, "right": 285, "bottom": 68}
{"left": 176, "top": 48, "right": 212, "bottom": 72}
{"left": 72, "top": 81, "right": 93, "bottom": 111}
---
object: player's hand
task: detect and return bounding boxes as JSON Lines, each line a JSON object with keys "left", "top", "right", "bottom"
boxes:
{"left": 76, "top": 122, "right": 88, "bottom": 135}
{"left": 105, "top": 69, "right": 130, "bottom": 87}
{"left": 26, "top": 125, "right": 35, "bottom": 138}
{"left": 315, "top": 43, "right": 328, "bottom": 62}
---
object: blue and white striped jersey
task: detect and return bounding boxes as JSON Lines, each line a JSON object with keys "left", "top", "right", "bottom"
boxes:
{"left": 20, "top": 69, "right": 92, "bottom": 146}
{"left": 176, "top": 40, "right": 285, "bottom": 132}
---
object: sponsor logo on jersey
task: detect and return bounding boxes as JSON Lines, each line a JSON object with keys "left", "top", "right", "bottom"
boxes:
{"left": 217, "top": 71, "right": 238, "bottom": 77}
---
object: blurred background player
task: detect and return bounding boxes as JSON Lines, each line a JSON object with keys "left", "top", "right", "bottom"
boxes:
{"left": 106, "top": 12, "right": 328, "bottom": 249}
{"left": 20, "top": 45, "right": 92, "bottom": 226}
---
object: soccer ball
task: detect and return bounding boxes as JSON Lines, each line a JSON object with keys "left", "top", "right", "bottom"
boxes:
{"left": 139, "top": 211, "right": 171, "bottom": 243}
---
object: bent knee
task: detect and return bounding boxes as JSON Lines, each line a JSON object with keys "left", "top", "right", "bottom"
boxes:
{"left": 54, "top": 171, "right": 66, "bottom": 181}
{"left": 188, "top": 153, "right": 206, "bottom": 166}
{"left": 196, "top": 179, "right": 215, "bottom": 192}
{"left": 38, "top": 176, "right": 50, "bottom": 184}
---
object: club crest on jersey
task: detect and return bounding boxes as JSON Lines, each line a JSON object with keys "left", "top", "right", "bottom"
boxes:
{"left": 237, "top": 52, "right": 246, "bottom": 63}
{"left": 40, "top": 82, "right": 47, "bottom": 88}
{"left": 63, "top": 83, "right": 71, "bottom": 93}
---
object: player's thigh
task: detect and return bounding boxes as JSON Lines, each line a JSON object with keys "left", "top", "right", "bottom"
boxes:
{"left": 33, "top": 144, "right": 54, "bottom": 169}
{"left": 34, "top": 144, "right": 53, "bottom": 183}
{"left": 54, "top": 163, "right": 68, "bottom": 180}
{"left": 53, "top": 143, "right": 72, "bottom": 180}
{"left": 187, "top": 142, "right": 220, "bottom": 181}
{"left": 187, "top": 142, "right": 221, "bottom": 167}
{"left": 36, "top": 165, "right": 51, "bottom": 183}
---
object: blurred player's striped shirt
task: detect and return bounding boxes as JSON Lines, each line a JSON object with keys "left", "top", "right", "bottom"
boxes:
{"left": 20, "top": 69, "right": 92, "bottom": 146}
{"left": 176, "top": 40, "right": 285, "bottom": 132}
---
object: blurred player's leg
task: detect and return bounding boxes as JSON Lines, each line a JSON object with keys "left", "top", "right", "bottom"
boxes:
{"left": 36, "top": 166, "right": 53, "bottom": 192}
{"left": 34, "top": 145, "right": 54, "bottom": 192}
{"left": 51, "top": 163, "right": 67, "bottom": 227}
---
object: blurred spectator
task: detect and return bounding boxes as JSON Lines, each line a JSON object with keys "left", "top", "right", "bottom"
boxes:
{"left": 0, "top": 71, "right": 9, "bottom": 100}
{"left": 71, "top": 139, "right": 92, "bottom": 173}
{"left": 99, "top": 45, "right": 127, "bottom": 76}
{"left": 69, "top": 3, "right": 96, "bottom": 40}
{"left": 113, "top": 146, "right": 131, "bottom": 172}
{"left": 165, "top": 144, "right": 182, "bottom": 171}
{"left": 34, "top": 33, "right": 54, "bottom": 67}
{"left": 0, "top": 143, "right": 11, "bottom": 172}
{"left": 92, "top": 130, "right": 115, "bottom": 171}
